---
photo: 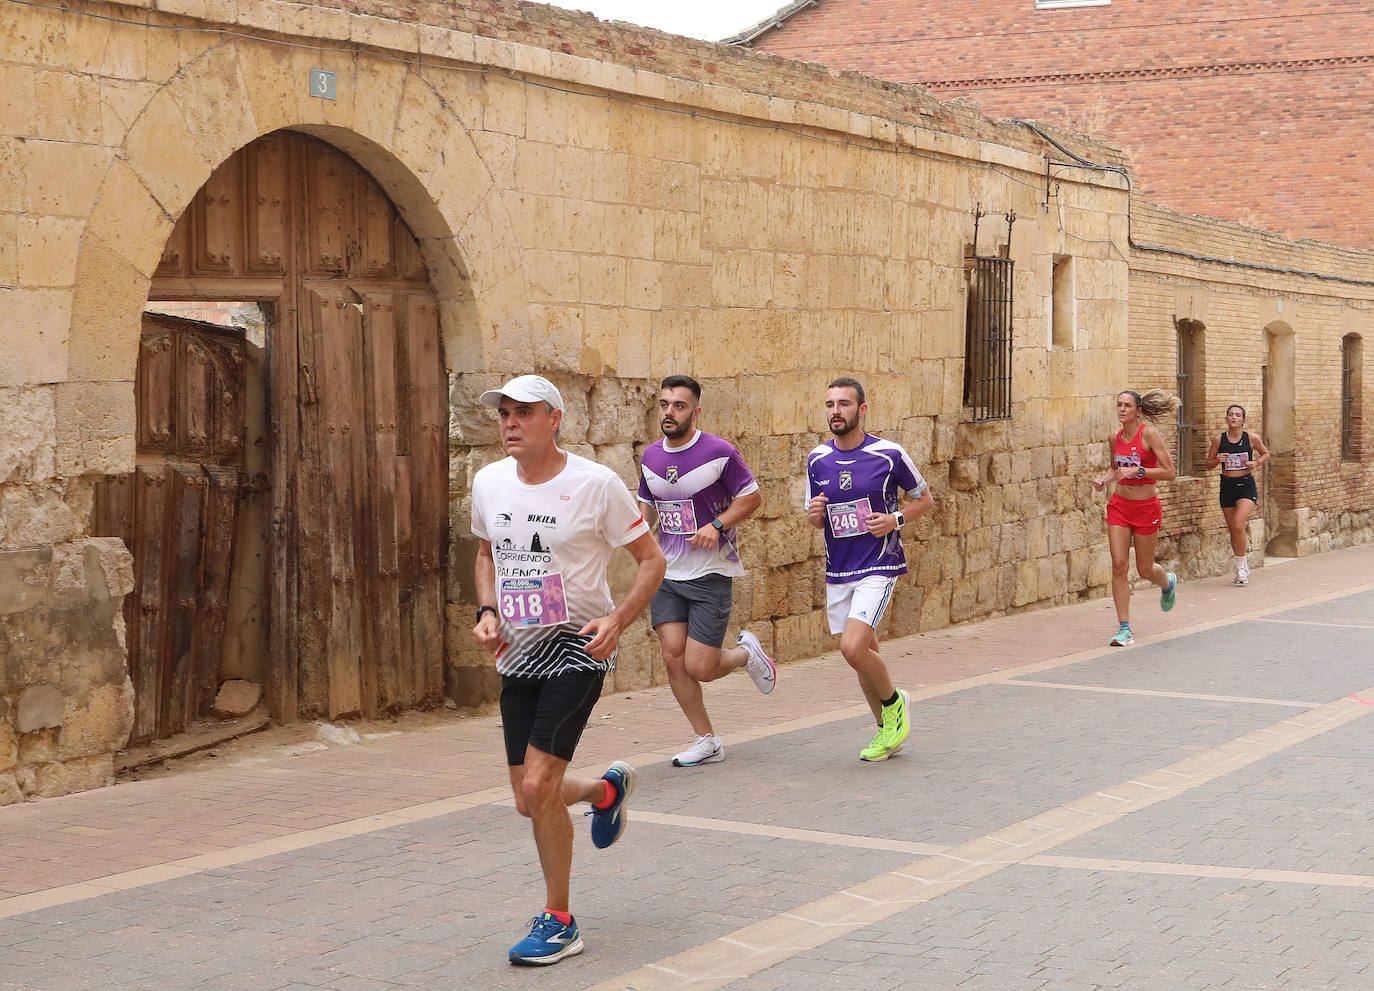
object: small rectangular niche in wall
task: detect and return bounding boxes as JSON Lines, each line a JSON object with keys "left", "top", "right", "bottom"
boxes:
{"left": 1051, "top": 254, "right": 1075, "bottom": 349}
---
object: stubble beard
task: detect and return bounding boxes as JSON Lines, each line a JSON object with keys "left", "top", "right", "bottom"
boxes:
{"left": 829, "top": 415, "right": 858, "bottom": 438}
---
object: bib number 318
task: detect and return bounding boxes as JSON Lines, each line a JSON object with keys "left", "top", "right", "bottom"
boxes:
{"left": 498, "top": 574, "right": 569, "bottom": 627}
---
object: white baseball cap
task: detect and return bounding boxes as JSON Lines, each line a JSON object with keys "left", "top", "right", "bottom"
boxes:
{"left": 478, "top": 374, "right": 565, "bottom": 412}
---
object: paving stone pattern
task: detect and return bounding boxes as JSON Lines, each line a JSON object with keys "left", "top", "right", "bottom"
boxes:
{"left": 1, "top": 545, "right": 1371, "bottom": 990}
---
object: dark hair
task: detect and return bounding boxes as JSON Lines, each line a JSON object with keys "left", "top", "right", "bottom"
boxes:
{"left": 828, "top": 377, "right": 866, "bottom": 405}
{"left": 1118, "top": 389, "right": 1181, "bottom": 424}
{"left": 1226, "top": 403, "right": 1246, "bottom": 421}
{"left": 660, "top": 375, "right": 701, "bottom": 402}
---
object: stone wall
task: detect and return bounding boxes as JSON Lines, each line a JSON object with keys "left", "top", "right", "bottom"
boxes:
{"left": 2, "top": 0, "right": 1370, "bottom": 801}
{"left": 1129, "top": 199, "right": 1374, "bottom": 575}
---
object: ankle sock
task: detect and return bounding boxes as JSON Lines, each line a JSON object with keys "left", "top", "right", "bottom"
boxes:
{"left": 592, "top": 779, "right": 618, "bottom": 810}
{"left": 881, "top": 691, "right": 899, "bottom": 709}
{"left": 545, "top": 908, "right": 573, "bottom": 925}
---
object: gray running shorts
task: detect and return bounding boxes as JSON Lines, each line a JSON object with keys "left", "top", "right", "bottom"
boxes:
{"left": 650, "top": 574, "right": 734, "bottom": 649}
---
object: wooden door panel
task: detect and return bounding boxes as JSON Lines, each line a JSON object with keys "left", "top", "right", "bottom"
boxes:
{"left": 247, "top": 135, "right": 290, "bottom": 275}
{"left": 194, "top": 469, "right": 241, "bottom": 716}
{"left": 130, "top": 465, "right": 169, "bottom": 743}
{"left": 146, "top": 131, "right": 444, "bottom": 727}
{"left": 194, "top": 155, "right": 241, "bottom": 275}
{"left": 320, "top": 291, "right": 365, "bottom": 719}
{"left": 362, "top": 293, "right": 402, "bottom": 713}
{"left": 137, "top": 330, "right": 175, "bottom": 452}
{"left": 100, "top": 314, "right": 247, "bottom": 743}
{"left": 304, "top": 147, "right": 351, "bottom": 276}
{"left": 404, "top": 293, "right": 446, "bottom": 705}
{"left": 294, "top": 289, "right": 333, "bottom": 718}
{"left": 359, "top": 181, "right": 399, "bottom": 280}
{"left": 162, "top": 466, "right": 206, "bottom": 736}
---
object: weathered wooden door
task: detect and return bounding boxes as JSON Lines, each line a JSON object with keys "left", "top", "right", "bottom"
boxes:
{"left": 94, "top": 315, "right": 246, "bottom": 743}
{"left": 147, "top": 130, "right": 447, "bottom": 724}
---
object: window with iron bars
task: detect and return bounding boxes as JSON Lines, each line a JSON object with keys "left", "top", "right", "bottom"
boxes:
{"left": 1342, "top": 333, "right": 1362, "bottom": 461}
{"left": 963, "top": 254, "right": 1015, "bottom": 421}
{"left": 1175, "top": 317, "right": 1206, "bottom": 474}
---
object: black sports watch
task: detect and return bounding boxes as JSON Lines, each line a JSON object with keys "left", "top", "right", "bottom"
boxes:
{"left": 1135, "top": 467, "right": 1147, "bottom": 479}
{"left": 710, "top": 518, "right": 724, "bottom": 531}
{"left": 476, "top": 604, "right": 498, "bottom": 623}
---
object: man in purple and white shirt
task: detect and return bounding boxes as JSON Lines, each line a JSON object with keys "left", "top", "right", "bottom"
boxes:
{"left": 806, "top": 377, "right": 934, "bottom": 762}
{"left": 639, "top": 375, "right": 776, "bottom": 768}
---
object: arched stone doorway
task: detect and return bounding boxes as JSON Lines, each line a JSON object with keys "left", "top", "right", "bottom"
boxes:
{"left": 96, "top": 130, "right": 448, "bottom": 740}
{"left": 1263, "top": 321, "right": 1297, "bottom": 557}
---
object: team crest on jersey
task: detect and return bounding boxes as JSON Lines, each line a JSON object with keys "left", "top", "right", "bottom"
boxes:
{"left": 839, "top": 471, "right": 853, "bottom": 491}
{"left": 666, "top": 465, "right": 679, "bottom": 483}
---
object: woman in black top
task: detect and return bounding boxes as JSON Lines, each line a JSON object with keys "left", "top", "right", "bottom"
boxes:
{"left": 1204, "top": 404, "right": 1270, "bottom": 584}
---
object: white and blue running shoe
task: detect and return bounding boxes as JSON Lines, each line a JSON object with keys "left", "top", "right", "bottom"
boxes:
{"left": 588, "top": 760, "right": 635, "bottom": 849}
{"left": 508, "top": 911, "right": 584, "bottom": 966}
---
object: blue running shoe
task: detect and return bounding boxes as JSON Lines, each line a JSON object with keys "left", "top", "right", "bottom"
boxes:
{"left": 1161, "top": 571, "right": 1177, "bottom": 612}
{"left": 509, "top": 911, "right": 584, "bottom": 966}
{"left": 588, "top": 760, "right": 635, "bottom": 849}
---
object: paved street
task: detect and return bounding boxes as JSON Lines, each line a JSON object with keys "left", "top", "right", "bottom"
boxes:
{"left": 3, "top": 544, "right": 1373, "bottom": 991}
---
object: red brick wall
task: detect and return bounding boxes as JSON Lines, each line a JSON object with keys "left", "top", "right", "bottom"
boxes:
{"left": 753, "top": 0, "right": 1374, "bottom": 249}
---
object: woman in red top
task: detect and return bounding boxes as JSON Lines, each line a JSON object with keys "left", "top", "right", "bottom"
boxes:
{"left": 1093, "top": 389, "right": 1181, "bottom": 646}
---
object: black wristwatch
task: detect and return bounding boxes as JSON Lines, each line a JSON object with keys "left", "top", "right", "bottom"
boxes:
{"left": 710, "top": 518, "right": 724, "bottom": 531}
{"left": 476, "top": 604, "right": 498, "bottom": 623}
{"left": 1135, "top": 467, "right": 1147, "bottom": 479}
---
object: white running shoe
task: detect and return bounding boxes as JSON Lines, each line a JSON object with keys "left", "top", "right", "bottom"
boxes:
{"left": 1236, "top": 557, "right": 1250, "bottom": 585}
{"left": 672, "top": 734, "right": 724, "bottom": 767}
{"left": 738, "top": 630, "right": 776, "bottom": 695}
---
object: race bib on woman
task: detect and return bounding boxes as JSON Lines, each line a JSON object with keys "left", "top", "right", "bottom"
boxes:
{"left": 827, "top": 498, "right": 872, "bottom": 538}
{"left": 498, "top": 574, "right": 569, "bottom": 627}
{"left": 1223, "top": 453, "right": 1248, "bottom": 470}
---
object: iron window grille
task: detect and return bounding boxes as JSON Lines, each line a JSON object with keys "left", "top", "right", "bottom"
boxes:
{"left": 1175, "top": 317, "right": 1193, "bottom": 472}
{"left": 1342, "top": 335, "right": 1358, "bottom": 461}
{"left": 963, "top": 207, "right": 1015, "bottom": 422}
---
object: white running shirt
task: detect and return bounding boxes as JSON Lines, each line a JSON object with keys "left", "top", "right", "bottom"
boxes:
{"left": 471, "top": 451, "right": 649, "bottom": 677}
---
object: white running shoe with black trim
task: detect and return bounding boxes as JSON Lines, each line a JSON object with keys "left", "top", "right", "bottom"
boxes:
{"left": 672, "top": 734, "right": 724, "bottom": 767}
{"left": 738, "top": 630, "right": 776, "bottom": 695}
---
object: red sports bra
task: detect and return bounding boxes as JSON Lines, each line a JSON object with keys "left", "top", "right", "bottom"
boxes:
{"left": 1113, "top": 427, "right": 1157, "bottom": 485}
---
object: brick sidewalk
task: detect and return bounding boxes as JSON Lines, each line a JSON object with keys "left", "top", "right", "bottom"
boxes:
{"left": 1, "top": 543, "right": 1371, "bottom": 989}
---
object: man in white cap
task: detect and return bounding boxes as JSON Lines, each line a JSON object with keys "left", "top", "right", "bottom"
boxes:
{"left": 470, "top": 374, "right": 665, "bottom": 966}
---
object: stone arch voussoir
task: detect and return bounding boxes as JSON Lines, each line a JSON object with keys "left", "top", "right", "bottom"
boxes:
{"left": 64, "top": 36, "right": 530, "bottom": 472}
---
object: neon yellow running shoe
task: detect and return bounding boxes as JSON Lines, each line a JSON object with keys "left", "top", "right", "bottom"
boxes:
{"left": 860, "top": 688, "right": 910, "bottom": 761}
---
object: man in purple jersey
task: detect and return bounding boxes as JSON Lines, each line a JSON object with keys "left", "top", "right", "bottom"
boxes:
{"left": 806, "top": 377, "right": 934, "bottom": 761}
{"left": 639, "top": 375, "right": 776, "bottom": 768}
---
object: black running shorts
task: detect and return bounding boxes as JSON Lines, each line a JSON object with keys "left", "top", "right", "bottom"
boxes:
{"left": 500, "top": 669, "right": 606, "bottom": 765}
{"left": 1220, "top": 474, "right": 1258, "bottom": 508}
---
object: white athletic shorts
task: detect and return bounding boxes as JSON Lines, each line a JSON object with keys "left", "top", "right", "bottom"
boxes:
{"left": 825, "top": 574, "right": 897, "bottom": 635}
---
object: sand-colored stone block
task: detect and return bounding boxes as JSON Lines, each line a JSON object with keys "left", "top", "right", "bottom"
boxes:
{"left": 0, "top": 386, "right": 57, "bottom": 484}
{"left": 0, "top": 288, "right": 72, "bottom": 388}
{"left": 64, "top": 237, "right": 147, "bottom": 384}
{"left": 85, "top": 159, "right": 172, "bottom": 280}
{"left": 54, "top": 380, "right": 136, "bottom": 476}
{"left": 17, "top": 216, "right": 83, "bottom": 289}
{"left": 32, "top": 71, "right": 102, "bottom": 144}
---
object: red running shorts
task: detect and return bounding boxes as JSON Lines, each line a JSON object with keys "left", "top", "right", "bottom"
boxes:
{"left": 1107, "top": 493, "right": 1162, "bottom": 535}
